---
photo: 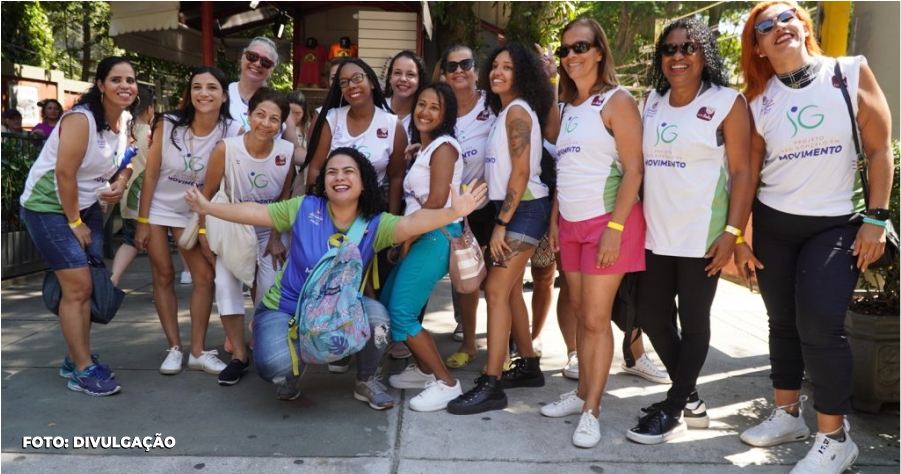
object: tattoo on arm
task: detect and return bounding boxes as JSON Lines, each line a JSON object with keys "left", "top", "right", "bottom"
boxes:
{"left": 501, "top": 190, "right": 516, "bottom": 213}
{"left": 507, "top": 117, "right": 531, "bottom": 160}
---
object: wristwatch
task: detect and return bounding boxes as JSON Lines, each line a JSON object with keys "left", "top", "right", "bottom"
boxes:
{"left": 494, "top": 217, "right": 509, "bottom": 227}
{"left": 866, "top": 208, "right": 890, "bottom": 221}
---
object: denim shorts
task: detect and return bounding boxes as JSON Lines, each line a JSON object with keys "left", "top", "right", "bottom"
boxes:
{"left": 21, "top": 203, "right": 105, "bottom": 271}
{"left": 120, "top": 218, "right": 136, "bottom": 247}
{"left": 494, "top": 197, "right": 551, "bottom": 246}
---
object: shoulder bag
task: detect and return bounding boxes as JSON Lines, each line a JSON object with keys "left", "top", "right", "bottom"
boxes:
{"left": 834, "top": 61, "right": 899, "bottom": 269}
{"left": 206, "top": 147, "right": 259, "bottom": 286}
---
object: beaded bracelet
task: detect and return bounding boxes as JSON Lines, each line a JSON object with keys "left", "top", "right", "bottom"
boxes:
{"left": 863, "top": 217, "right": 887, "bottom": 227}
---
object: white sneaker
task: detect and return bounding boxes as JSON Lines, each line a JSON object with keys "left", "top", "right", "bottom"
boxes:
{"left": 540, "top": 389, "right": 585, "bottom": 418}
{"left": 159, "top": 346, "right": 183, "bottom": 375}
{"left": 186, "top": 350, "right": 227, "bottom": 374}
{"left": 180, "top": 270, "right": 193, "bottom": 284}
{"left": 532, "top": 339, "right": 543, "bottom": 358}
{"left": 389, "top": 364, "right": 436, "bottom": 389}
{"left": 409, "top": 379, "right": 462, "bottom": 412}
{"left": 790, "top": 422, "right": 858, "bottom": 474}
{"left": 572, "top": 409, "right": 601, "bottom": 448}
{"left": 621, "top": 353, "right": 671, "bottom": 384}
{"left": 563, "top": 351, "right": 579, "bottom": 380}
{"left": 740, "top": 395, "right": 811, "bottom": 447}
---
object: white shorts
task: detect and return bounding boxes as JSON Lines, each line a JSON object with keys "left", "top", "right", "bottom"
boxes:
{"left": 215, "top": 228, "right": 288, "bottom": 316}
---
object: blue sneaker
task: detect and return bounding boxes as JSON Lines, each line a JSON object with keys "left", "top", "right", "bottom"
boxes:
{"left": 68, "top": 364, "right": 121, "bottom": 396}
{"left": 60, "top": 355, "right": 115, "bottom": 379}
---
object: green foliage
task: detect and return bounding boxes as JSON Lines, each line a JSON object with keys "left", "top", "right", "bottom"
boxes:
{"left": 1, "top": 2, "right": 55, "bottom": 68}
{"left": 433, "top": 2, "right": 483, "bottom": 60}
{"left": 42, "top": 1, "right": 120, "bottom": 81}
{"left": 1, "top": 134, "right": 43, "bottom": 231}
{"left": 504, "top": 1, "right": 586, "bottom": 47}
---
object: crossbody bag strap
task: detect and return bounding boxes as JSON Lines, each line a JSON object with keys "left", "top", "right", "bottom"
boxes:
{"left": 834, "top": 61, "right": 870, "bottom": 207}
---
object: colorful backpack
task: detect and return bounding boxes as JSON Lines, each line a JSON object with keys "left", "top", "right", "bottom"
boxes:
{"left": 288, "top": 216, "right": 370, "bottom": 370}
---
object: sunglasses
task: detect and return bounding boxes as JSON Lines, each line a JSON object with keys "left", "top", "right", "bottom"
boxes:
{"left": 442, "top": 59, "right": 475, "bottom": 74}
{"left": 555, "top": 41, "right": 595, "bottom": 58}
{"left": 755, "top": 8, "right": 797, "bottom": 35}
{"left": 661, "top": 42, "right": 701, "bottom": 57}
{"left": 338, "top": 72, "right": 366, "bottom": 88}
{"left": 243, "top": 50, "right": 275, "bottom": 69}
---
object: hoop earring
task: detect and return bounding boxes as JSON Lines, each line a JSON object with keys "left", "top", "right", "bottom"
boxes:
{"left": 133, "top": 96, "right": 141, "bottom": 108}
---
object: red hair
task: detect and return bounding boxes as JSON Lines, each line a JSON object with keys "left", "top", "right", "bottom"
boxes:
{"left": 741, "top": 1, "right": 823, "bottom": 103}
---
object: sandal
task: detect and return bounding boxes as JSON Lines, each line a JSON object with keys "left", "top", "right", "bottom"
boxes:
{"left": 445, "top": 352, "right": 474, "bottom": 369}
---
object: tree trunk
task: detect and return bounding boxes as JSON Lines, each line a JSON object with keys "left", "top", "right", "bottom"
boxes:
{"left": 81, "top": 2, "right": 91, "bottom": 81}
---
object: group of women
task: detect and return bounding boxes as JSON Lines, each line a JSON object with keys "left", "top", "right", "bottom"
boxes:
{"left": 22, "top": 3, "right": 892, "bottom": 473}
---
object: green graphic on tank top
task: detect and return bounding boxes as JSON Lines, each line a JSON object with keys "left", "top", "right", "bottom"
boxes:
{"left": 786, "top": 105, "right": 824, "bottom": 138}
{"left": 22, "top": 171, "right": 63, "bottom": 213}
{"left": 705, "top": 168, "right": 730, "bottom": 251}
{"left": 603, "top": 161, "right": 623, "bottom": 212}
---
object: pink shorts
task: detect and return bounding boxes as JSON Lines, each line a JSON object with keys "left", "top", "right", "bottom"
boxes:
{"left": 559, "top": 203, "right": 646, "bottom": 275}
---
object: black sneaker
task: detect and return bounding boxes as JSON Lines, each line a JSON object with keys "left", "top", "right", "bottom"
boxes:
{"left": 626, "top": 407, "right": 687, "bottom": 445}
{"left": 327, "top": 356, "right": 352, "bottom": 374}
{"left": 218, "top": 358, "right": 250, "bottom": 386}
{"left": 638, "top": 390, "right": 709, "bottom": 428}
{"left": 447, "top": 375, "right": 508, "bottom": 415}
{"left": 500, "top": 357, "right": 545, "bottom": 388}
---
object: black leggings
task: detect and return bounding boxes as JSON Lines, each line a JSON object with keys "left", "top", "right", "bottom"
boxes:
{"left": 753, "top": 200, "right": 858, "bottom": 415}
{"left": 637, "top": 250, "right": 719, "bottom": 410}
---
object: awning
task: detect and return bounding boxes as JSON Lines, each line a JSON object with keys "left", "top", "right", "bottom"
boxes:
{"left": 108, "top": 1, "right": 181, "bottom": 36}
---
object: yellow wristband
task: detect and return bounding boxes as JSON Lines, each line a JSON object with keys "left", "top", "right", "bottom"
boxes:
{"left": 736, "top": 236, "right": 745, "bottom": 245}
{"left": 68, "top": 218, "right": 83, "bottom": 229}
{"left": 607, "top": 221, "right": 624, "bottom": 232}
{"left": 549, "top": 76, "right": 558, "bottom": 84}
{"left": 136, "top": 216, "right": 150, "bottom": 224}
{"left": 724, "top": 225, "right": 742, "bottom": 237}
{"left": 198, "top": 228, "right": 206, "bottom": 235}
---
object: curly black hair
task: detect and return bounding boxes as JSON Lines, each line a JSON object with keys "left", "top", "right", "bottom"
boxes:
{"left": 302, "top": 58, "right": 391, "bottom": 172}
{"left": 74, "top": 56, "right": 136, "bottom": 133}
{"left": 479, "top": 44, "right": 552, "bottom": 131}
{"left": 650, "top": 18, "right": 730, "bottom": 94}
{"left": 383, "top": 50, "right": 428, "bottom": 99}
{"left": 162, "top": 66, "right": 232, "bottom": 151}
{"left": 315, "top": 147, "right": 385, "bottom": 219}
{"left": 409, "top": 82, "right": 457, "bottom": 145}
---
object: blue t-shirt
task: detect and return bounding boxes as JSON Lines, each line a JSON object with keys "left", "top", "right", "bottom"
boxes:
{"left": 263, "top": 195, "right": 399, "bottom": 313}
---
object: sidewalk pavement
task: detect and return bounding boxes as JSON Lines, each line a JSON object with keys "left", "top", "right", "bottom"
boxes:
{"left": 1, "top": 254, "right": 898, "bottom": 474}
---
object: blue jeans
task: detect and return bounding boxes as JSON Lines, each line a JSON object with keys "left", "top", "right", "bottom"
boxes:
{"left": 21, "top": 203, "right": 104, "bottom": 270}
{"left": 252, "top": 296, "right": 390, "bottom": 384}
{"left": 493, "top": 197, "right": 550, "bottom": 246}
{"left": 380, "top": 224, "right": 460, "bottom": 342}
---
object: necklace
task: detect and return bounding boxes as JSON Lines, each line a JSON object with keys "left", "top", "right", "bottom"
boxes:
{"left": 777, "top": 61, "right": 821, "bottom": 89}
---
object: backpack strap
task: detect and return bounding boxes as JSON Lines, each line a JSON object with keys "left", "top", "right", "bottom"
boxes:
{"left": 287, "top": 214, "right": 370, "bottom": 375}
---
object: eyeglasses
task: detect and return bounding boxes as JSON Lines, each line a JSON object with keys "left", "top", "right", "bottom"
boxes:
{"left": 755, "top": 8, "right": 797, "bottom": 35}
{"left": 660, "top": 42, "right": 701, "bottom": 57}
{"left": 555, "top": 41, "right": 595, "bottom": 58}
{"left": 338, "top": 73, "right": 366, "bottom": 88}
{"left": 243, "top": 50, "right": 275, "bottom": 69}
{"left": 442, "top": 59, "right": 475, "bottom": 74}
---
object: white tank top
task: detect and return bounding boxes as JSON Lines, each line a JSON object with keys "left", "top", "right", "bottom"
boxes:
{"left": 387, "top": 96, "right": 413, "bottom": 143}
{"left": 403, "top": 135, "right": 464, "bottom": 219}
{"left": 484, "top": 98, "right": 549, "bottom": 202}
{"left": 224, "top": 135, "right": 294, "bottom": 206}
{"left": 456, "top": 91, "right": 496, "bottom": 184}
{"left": 326, "top": 105, "right": 399, "bottom": 185}
{"left": 21, "top": 107, "right": 129, "bottom": 213}
{"left": 751, "top": 56, "right": 865, "bottom": 216}
{"left": 148, "top": 117, "right": 228, "bottom": 227}
{"left": 642, "top": 84, "right": 742, "bottom": 257}
{"left": 556, "top": 87, "right": 627, "bottom": 221}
